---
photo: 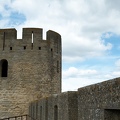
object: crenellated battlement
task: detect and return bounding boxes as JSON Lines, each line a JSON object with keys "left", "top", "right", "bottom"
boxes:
{"left": 0, "top": 27, "right": 61, "bottom": 118}
{"left": 0, "top": 28, "right": 61, "bottom": 51}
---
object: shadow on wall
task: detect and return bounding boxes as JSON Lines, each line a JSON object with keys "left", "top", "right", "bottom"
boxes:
{"left": 0, "top": 59, "right": 8, "bottom": 77}
{"left": 104, "top": 109, "right": 120, "bottom": 120}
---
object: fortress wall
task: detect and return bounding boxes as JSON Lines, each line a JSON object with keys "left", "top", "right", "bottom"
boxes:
{"left": 47, "top": 91, "right": 77, "bottom": 120}
{"left": 37, "top": 99, "right": 48, "bottom": 120}
{"left": 78, "top": 77, "right": 120, "bottom": 120}
{"left": 2, "top": 27, "right": 120, "bottom": 120}
{"left": 28, "top": 78, "right": 120, "bottom": 120}
{"left": 0, "top": 28, "right": 61, "bottom": 118}
{"left": 29, "top": 99, "right": 48, "bottom": 120}
{"left": 29, "top": 91, "right": 78, "bottom": 120}
{"left": 68, "top": 92, "right": 78, "bottom": 120}
{"left": 78, "top": 108, "right": 104, "bottom": 120}
{"left": 47, "top": 93, "right": 69, "bottom": 120}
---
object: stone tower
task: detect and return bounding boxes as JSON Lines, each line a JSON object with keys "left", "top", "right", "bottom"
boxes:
{"left": 0, "top": 28, "right": 61, "bottom": 118}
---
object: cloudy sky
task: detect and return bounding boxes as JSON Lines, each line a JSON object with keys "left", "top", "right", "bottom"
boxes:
{"left": 1, "top": 0, "right": 120, "bottom": 91}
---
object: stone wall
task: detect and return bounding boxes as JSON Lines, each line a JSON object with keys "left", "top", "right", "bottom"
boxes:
{"left": 29, "top": 78, "right": 120, "bottom": 120}
{"left": 29, "top": 91, "right": 78, "bottom": 120}
{"left": 78, "top": 77, "right": 120, "bottom": 120}
{"left": 0, "top": 28, "right": 61, "bottom": 118}
{"left": 29, "top": 98, "right": 48, "bottom": 120}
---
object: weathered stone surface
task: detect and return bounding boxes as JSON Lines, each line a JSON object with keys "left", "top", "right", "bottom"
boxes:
{"left": 78, "top": 77, "right": 120, "bottom": 120}
{"left": 29, "top": 78, "right": 120, "bottom": 120}
{"left": 29, "top": 91, "right": 78, "bottom": 120}
{"left": 1, "top": 27, "right": 120, "bottom": 120}
{"left": 0, "top": 28, "right": 61, "bottom": 118}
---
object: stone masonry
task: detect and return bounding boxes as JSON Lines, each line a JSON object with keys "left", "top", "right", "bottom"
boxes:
{"left": 0, "top": 27, "right": 120, "bottom": 120}
{"left": 0, "top": 28, "right": 61, "bottom": 118}
{"left": 29, "top": 77, "right": 120, "bottom": 120}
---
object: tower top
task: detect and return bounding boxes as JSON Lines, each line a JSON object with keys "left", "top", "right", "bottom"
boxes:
{"left": 0, "top": 28, "right": 61, "bottom": 51}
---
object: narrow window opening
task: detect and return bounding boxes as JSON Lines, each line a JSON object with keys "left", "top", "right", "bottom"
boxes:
{"left": 57, "top": 61, "right": 59, "bottom": 73}
{"left": 31, "top": 31, "right": 33, "bottom": 49}
{"left": 51, "top": 48, "right": 53, "bottom": 57}
{"left": 54, "top": 105, "right": 58, "bottom": 120}
{"left": 32, "top": 31, "right": 34, "bottom": 43}
{"left": 40, "top": 106, "right": 42, "bottom": 120}
{"left": 10, "top": 47, "right": 12, "bottom": 50}
{"left": 1, "top": 59, "right": 8, "bottom": 77}
{"left": 24, "top": 46, "right": 26, "bottom": 50}
{"left": 39, "top": 47, "right": 41, "bottom": 50}
{"left": 3, "top": 32, "right": 5, "bottom": 50}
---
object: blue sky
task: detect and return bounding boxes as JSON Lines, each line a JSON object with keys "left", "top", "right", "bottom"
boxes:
{"left": 1, "top": 0, "right": 120, "bottom": 91}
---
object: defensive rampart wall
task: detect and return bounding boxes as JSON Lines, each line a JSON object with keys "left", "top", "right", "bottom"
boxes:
{"left": 78, "top": 77, "right": 120, "bottom": 120}
{"left": 29, "top": 78, "right": 120, "bottom": 120}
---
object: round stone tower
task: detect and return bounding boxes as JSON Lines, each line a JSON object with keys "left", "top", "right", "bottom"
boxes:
{"left": 0, "top": 28, "right": 61, "bottom": 118}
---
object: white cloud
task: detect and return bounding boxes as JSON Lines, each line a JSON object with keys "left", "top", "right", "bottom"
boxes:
{"left": 115, "top": 59, "right": 120, "bottom": 67}
{"left": 112, "top": 71, "right": 120, "bottom": 77}
{"left": 62, "top": 73, "right": 105, "bottom": 92}
{"left": 1, "top": 0, "right": 120, "bottom": 91}
{"left": 1, "top": 0, "right": 116, "bottom": 62}
{"left": 0, "top": 0, "right": 11, "bottom": 15}
{"left": 62, "top": 66, "right": 120, "bottom": 91}
{"left": 62, "top": 67, "right": 100, "bottom": 91}
{"left": 0, "top": 0, "right": 12, "bottom": 27}
{"left": 63, "top": 67, "right": 98, "bottom": 78}
{"left": 105, "top": 0, "right": 120, "bottom": 11}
